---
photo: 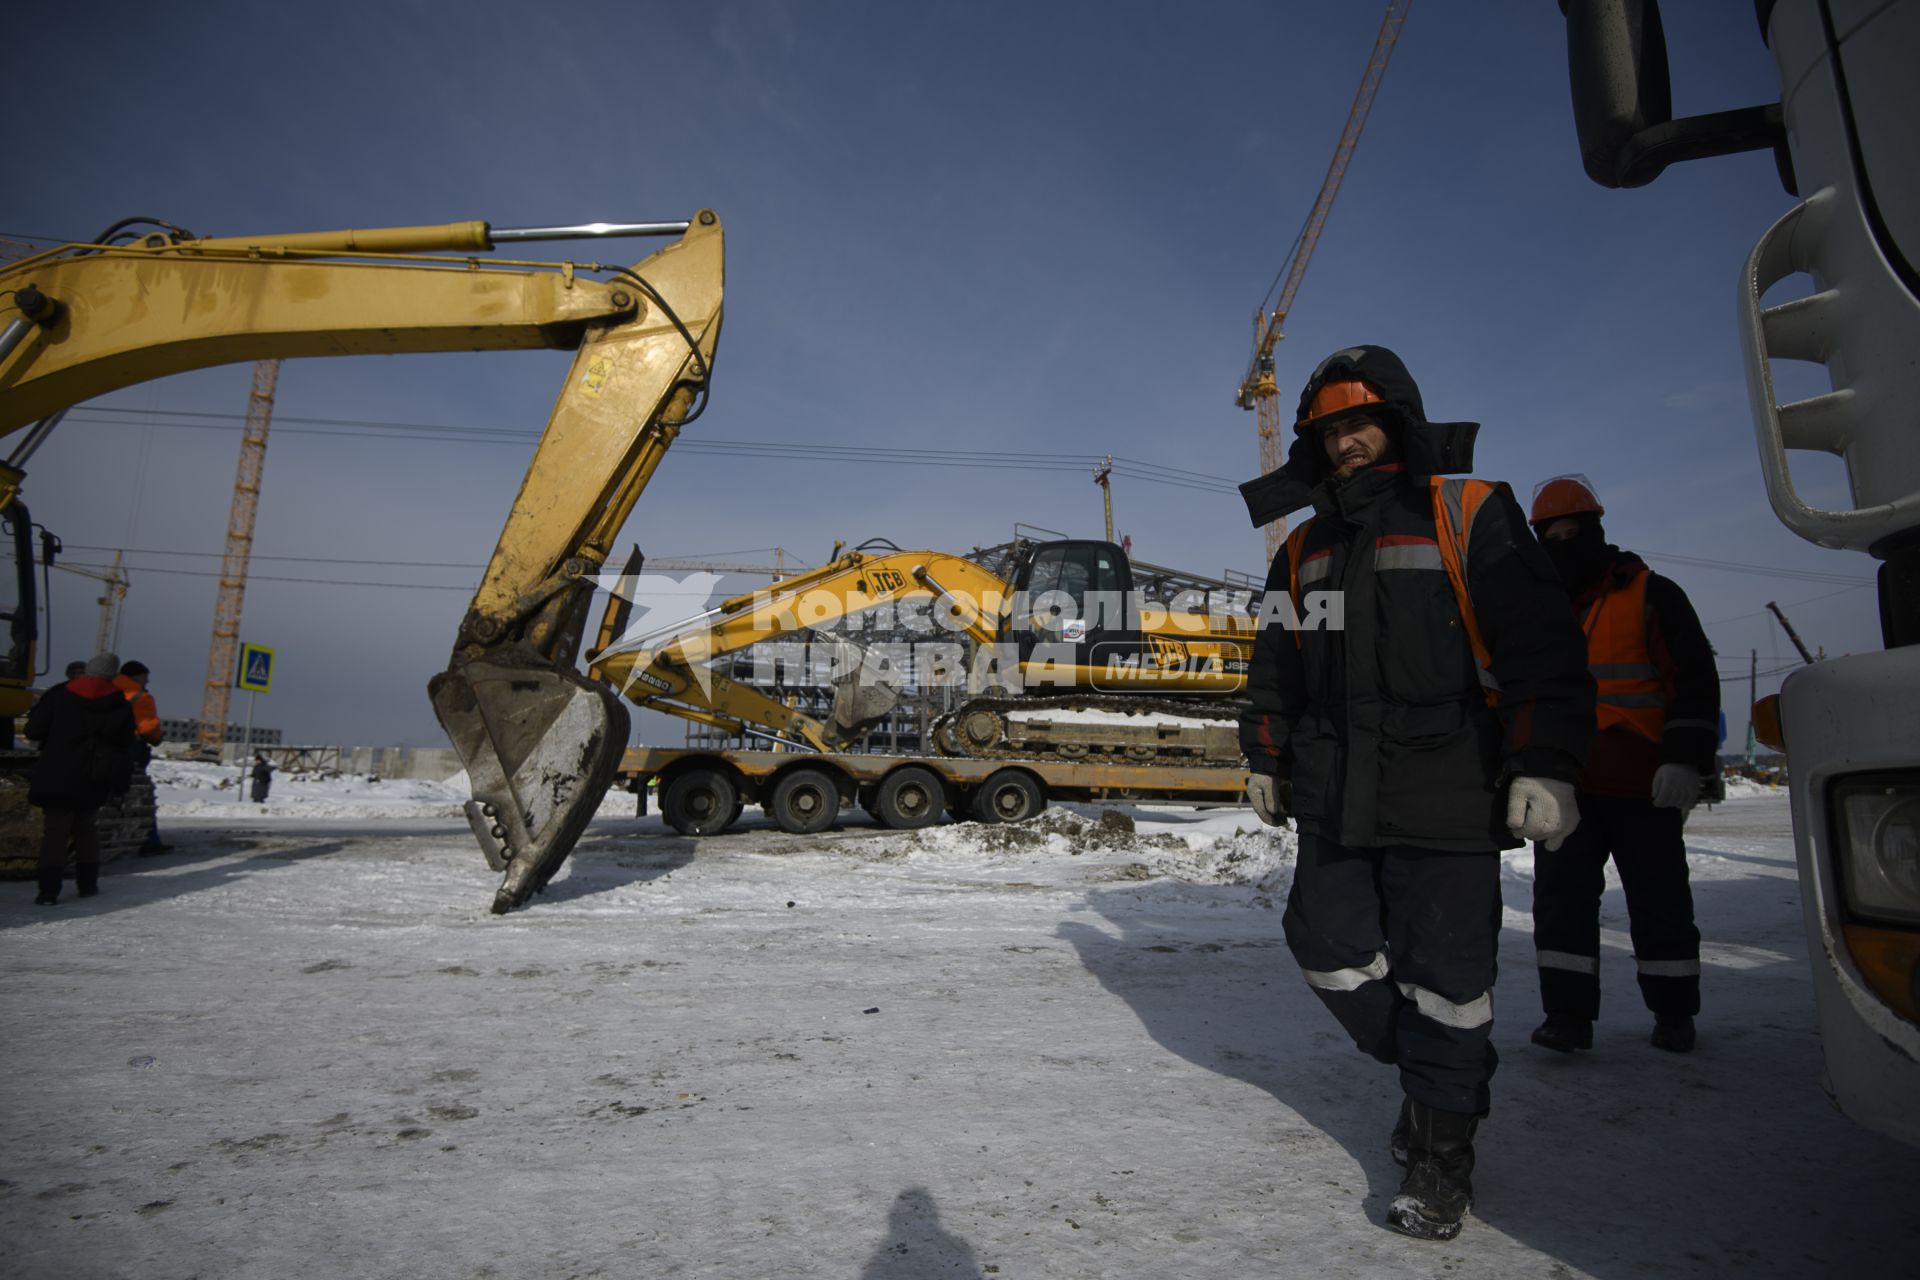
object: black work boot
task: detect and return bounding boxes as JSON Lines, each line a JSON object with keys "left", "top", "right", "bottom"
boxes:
{"left": 1530, "top": 1014, "right": 1593, "bottom": 1053}
{"left": 76, "top": 880, "right": 99, "bottom": 899}
{"left": 1389, "top": 1096, "right": 1412, "bottom": 1168}
{"left": 1386, "top": 1101, "right": 1477, "bottom": 1241}
{"left": 1650, "top": 1015, "right": 1696, "bottom": 1053}
{"left": 34, "top": 879, "right": 60, "bottom": 906}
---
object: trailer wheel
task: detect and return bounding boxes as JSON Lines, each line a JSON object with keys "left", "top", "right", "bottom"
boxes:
{"left": 872, "top": 766, "right": 945, "bottom": 830}
{"left": 971, "top": 770, "right": 1046, "bottom": 824}
{"left": 767, "top": 767, "right": 841, "bottom": 834}
{"left": 662, "top": 769, "right": 739, "bottom": 837}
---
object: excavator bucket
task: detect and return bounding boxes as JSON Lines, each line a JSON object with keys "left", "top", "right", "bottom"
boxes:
{"left": 823, "top": 638, "right": 903, "bottom": 747}
{"left": 429, "top": 658, "right": 630, "bottom": 914}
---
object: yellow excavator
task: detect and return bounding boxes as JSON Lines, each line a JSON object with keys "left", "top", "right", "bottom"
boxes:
{"left": 587, "top": 537, "right": 1256, "bottom": 767}
{"left": 0, "top": 213, "right": 722, "bottom": 912}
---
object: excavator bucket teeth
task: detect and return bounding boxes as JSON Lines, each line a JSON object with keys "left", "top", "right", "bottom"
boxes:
{"left": 429, "top": 660, "right": 629, "bottom": 914}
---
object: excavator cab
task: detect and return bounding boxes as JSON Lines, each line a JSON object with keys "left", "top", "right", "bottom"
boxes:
{"left": 1005, "top": 540, "right": 1139, "bottom": 687}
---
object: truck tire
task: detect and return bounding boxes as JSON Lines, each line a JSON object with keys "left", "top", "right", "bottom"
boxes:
{"left": 872, "top": 766, "right": 945, "bottom": 830}
{"left": 767, "top": 767, "right": 840, "bottom": 834}
{"left": 971, "top": 769, "right": 1045, "bottom": 824}
{"left": 662, "top": 768, "right": 739, "bottom": 837}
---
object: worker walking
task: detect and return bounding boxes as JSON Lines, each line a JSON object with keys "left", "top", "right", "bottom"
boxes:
{"left": 1527, "top": 476, "right": 1720, "bottom": 1054}
{"left": 114, "top": 659, "right": 170, "bottom": 854}
{"left": 26, "top": 653, "right": 137, "bottom": 904}
{"left": 1238, "top": 346, "right": 1596, "bottom": 1242}
{"left": 250, "top": 754, "right": 275, "bottom": 804}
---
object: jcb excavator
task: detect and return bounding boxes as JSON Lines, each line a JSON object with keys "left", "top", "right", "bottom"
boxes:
{"left": 0, "top": 212, "right": 723, "bottom": 912}
{"left": 587, "top": 536, "right": 1256, "bottom": 766}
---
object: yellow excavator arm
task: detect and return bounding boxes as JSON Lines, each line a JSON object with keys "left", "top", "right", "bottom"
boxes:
{"left": 589, "top": 546, "right": 1012, "bottom": 750}
{"left": 0, "top": 214, "right": 724, "bottom": 912}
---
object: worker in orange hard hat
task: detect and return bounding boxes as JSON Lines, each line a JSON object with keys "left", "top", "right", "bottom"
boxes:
{"left": 1238, "top": 345, "right": 1597, "bottom": 1242}
{"left": 1526, "top": 474, "right": 1721, "bottom": 1057}
{"left": 114, "top": 660, "right": 172, "bottom": 855}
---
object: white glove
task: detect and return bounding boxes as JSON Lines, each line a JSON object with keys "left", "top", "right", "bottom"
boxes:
{"left": 1246, "top": 773, "right": 1287, "bottom": 827}
{"left": 1506, "top": 776, "right": 1580, "bottom": 852}
{"left": 1651, "top": 764, "right": 1704, "bottom": 811}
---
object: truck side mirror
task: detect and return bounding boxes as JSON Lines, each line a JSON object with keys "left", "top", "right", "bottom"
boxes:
{"left": 1563, "top": 0, "right": 1785, "bottom": 189}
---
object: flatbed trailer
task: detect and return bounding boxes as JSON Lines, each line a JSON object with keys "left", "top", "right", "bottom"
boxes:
{"left": 617, "top": 746, "right": 1252, "bottom": 837}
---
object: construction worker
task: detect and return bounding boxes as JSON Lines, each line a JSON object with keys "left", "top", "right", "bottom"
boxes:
{"left": 26, "top": 653, "right": 137, "bottom": 904}
{"left": 114, "top": 659, "right": 170, "bottom": 854}
{"left": 1527, "top": 476, "right": 1720, "bottom": 1055}
{"left": 250, "top": 753, "right": 276, "bottom": 803}
{"left": 1238, "top": 345, "right": 1596, "bottom": 1242}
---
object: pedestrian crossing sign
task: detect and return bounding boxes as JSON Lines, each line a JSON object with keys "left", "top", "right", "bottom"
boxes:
{"left": 237, "top": 643, "right": 275, "bottom": 693}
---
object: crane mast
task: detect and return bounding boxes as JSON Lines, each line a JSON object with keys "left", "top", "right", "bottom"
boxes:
{"left": 1238, "top": 0, "right": 1411, "bottom": 560}
{"left": 196, "top": 359, "right": 279, "bottom": 757}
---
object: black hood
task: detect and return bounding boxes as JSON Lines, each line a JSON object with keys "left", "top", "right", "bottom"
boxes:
{"left": 1239, "top": 344, "right": 1480, "bottom": 527}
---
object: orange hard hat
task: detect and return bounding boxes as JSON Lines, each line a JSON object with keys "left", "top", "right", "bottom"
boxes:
{"left": 1530, "top": 474, "right": 1604, "bottom": 524}
{"left": 1296, "top": 376, "right": 1388, "bottom": 434}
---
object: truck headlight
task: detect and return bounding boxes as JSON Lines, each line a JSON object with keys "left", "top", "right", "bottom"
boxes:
{"left": 1831, "top": 774, "right": 1920, "bottom": 1023}
{"left": 1834, "top": 776, "right": 1920, "bottom": 925}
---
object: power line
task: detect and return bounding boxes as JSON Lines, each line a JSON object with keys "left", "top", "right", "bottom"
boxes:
{"left": 1642, "top": 550, "right": 1870, "bottom": 586}
{"left": 1720, "top": 662, "right": 1802, "bottom": 683}
{"left": 1700, "top": 581, "right": 1873, "bottom": 627}
{"left": 58, "top": 561, "right": 477, "bottom": 592}
{"left": 60, "top": 543, "right": 809, "bottom": 572}
{"left": 61, "top": 407, "right": 1249, "bottom": 495}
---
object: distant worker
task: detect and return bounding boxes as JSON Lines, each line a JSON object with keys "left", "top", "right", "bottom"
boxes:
{"left": 114, "top": 659, "right": 171, "bottom": 855}
{"left": 1238, "top": 346, "right": 1596, "bottom": 1242}
{"left": 1527, "top": 476, "right": 1721, "bottom": 1055}
{"left": 64, "top": 660, "right": 86, "bottom": 681}
{"left": 250, "top": 754, "right": 275, "bottom": 804}
{"left": 26, "top": 652, "right": 136, "bottom": 905}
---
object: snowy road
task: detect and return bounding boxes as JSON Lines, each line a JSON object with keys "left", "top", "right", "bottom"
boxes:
{"left": 3, "top": 794, "right": 1915, "bottom": 1278}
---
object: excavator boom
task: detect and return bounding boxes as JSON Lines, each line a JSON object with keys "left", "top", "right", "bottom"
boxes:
{"left": 0, "top": 213, "right": 725, "bottom": 912}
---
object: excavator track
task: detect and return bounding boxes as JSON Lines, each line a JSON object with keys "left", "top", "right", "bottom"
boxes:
{"left": 930, "top": 694, "right": 1245, "bottom": 767}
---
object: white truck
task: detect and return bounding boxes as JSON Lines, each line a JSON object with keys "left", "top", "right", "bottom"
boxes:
{"left": 1565, "top": 0, "right": 1919, "bottom": 1145}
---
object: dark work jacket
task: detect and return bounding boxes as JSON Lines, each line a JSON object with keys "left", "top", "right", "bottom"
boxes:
{"left": 24, "top": 676, "right": 138, "bottom": 811}
{"left": 1572, "top": 551, "right": 1721, "bottom": 798}
{"left": 1239, "top": 465, "right": 1597, "bottom": 851}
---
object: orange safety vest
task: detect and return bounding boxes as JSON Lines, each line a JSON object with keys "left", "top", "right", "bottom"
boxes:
{"left": 113, "top": 674, "right": 164, "bottom": 743}
{"left": 1579, "top": 565, "right": 1664, "bottom": 741}
{"left": 1284, "top": 477, "right": 1507, "bottom": 707}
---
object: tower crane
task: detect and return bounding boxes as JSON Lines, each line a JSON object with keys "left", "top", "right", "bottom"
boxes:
{"left": 196, "top": 358, "right": 279, "bottom": 757}
{"left": 1237, "top": 0, "right": 1411, "bottom": 560}
{"left": 52, "top": 549, "right": 129, "bottom": 655}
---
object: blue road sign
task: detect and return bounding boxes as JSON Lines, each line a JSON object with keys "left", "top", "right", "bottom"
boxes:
{"left": 237, "top": 643, "right": 275, "bottom": 694}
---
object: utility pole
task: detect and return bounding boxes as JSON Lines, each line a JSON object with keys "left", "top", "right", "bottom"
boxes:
{"left": 1093, "top": 456, "right": 1114, "bottom": 542}
{"left": 1766, "top": 600, "right": 1818, "bottom": 666}
{"left": 1746, "top": 649, "right": 1757, "bottom": 765}
{"left": 197, "top": 360, "right": 280, "bottom": 759}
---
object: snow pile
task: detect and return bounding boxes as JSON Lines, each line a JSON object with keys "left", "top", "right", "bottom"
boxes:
{"left": 1721, "top": 775, "right": 1787, "bottom": 799}
{"left": 1005, "top": 706, "right": 1223, "bottom": 729}
{"left": 895, "top": 803, "right": 1296, "bottom": 897}
{"left": 151, "top": 758, "right": 472, "bottom": 820}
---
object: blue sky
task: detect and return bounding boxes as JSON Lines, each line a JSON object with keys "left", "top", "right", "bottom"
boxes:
{"left": 7, "top": 0, "right": 1870, "bottom": 749}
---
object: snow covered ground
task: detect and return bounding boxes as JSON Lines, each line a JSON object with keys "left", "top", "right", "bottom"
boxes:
{"left": 3, "top": 786, "right": 1915, "bottom": 1278}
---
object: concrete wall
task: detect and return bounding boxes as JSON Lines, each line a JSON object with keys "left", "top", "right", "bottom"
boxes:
{"left": 169, "top": 743, "right": 467, "bottom": 781}
{"left": 338, "top": 746, "right": 465, "bottom": 781}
